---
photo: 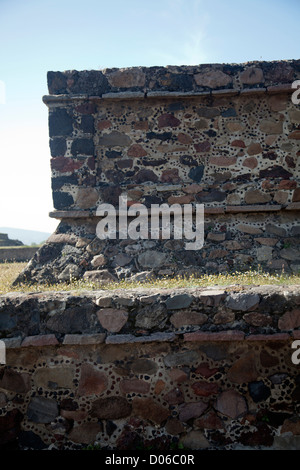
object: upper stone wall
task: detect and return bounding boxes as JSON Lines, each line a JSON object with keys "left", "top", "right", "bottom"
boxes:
{"left": 47, "top": 60, "right": 300, "bottom": 96}
{"left": 44, "top": 61, "right": 300, "bottom": 216}
{"left": 15, "top": 60, "right": 300, "bottom": 284}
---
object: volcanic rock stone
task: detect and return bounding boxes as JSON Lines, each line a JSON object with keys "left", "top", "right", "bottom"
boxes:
{"left": 131, "top": 358, "right": 158, "bottom": 375}
{"left": 227, "top": 352, "right": 258, "bottom": 384}
{"left": 27, "top": 397, "right": 59, "bottom": 423}
{"left": 165, "top": 293, "right": 194, "bottom": 310}
{"left": 240, "top": 67, "right": 264, "bottom": 85}
{"left": 248, "top": 381, "right": 271, "bottom": 403}
{"left": 179, "top": 430, "right": 210, "bottom": 449}
{"left": 68, "top": 422, "right": 102, "bottom": 444}
{"left": 178, "top": 401, "right": 208, "bottom": 422}
{"left": 214, "top": 390, "right": 248, "bottom": 419}
{"left": 91, "top": 397, "right": 132, "bottom": 420}
{"left": 135, "top": 303, "right": 168, "bottom": 330}
{"left": 194, "top": 69, "right": 232, "bottom": 88}
{"left": 226, "top": 292, "right": 260, "bottom": 312}
{"left": 132, "top": 397, "right": 170, "bottom": 425}
{"left": 278, "top": 309, "right": 300, "bottom": 331}
{"left": 97, "top": 308, "right": 128, "bottom": 332}
{"left": 77, "top": 363, "right": 108, "bottom": 396}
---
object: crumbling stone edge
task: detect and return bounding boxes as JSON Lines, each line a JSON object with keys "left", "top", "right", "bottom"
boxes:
{"left": 1, "top": 285, "right": 300, "bottom": 346}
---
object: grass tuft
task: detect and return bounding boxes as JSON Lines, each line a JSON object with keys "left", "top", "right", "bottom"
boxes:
{"left": 0, "top": 261, "right": 299, "bottom": 295}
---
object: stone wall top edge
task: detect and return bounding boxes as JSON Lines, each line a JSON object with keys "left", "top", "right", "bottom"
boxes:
{"left": 46, "top": 59, "right": 300, "bottom": 96}
{"left": 1, "top": 283, "right": 299, "bottom": 299}
{"left": 1, "top": 285, "right": 299, "bottom": 345}
{"left": 42, "top": 85, "right": 294, "bottom": 103}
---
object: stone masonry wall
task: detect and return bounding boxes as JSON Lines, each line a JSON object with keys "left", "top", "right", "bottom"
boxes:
{"left": 0, "top": 247, "right": 39, "bottom": 263}
{"left": 14, "top": 60, "right": 300, "bottom": 285}
{"left": 1, "top": 285, "right": 300, "bottom": 450}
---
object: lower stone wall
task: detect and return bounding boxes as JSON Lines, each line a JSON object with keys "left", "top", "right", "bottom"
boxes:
{"left": 0, "top": 286, "right": 300, "bottom": 450}
{"left": 14, "top": 207, "right": 300, "bottom": 286}
{"left": 0, "top": 247, "right": 39, "bottom": 263}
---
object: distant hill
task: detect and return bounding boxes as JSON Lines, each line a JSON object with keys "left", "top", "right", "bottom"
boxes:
{"left": 0, "top": 227, "right": 51, "bottom": 246}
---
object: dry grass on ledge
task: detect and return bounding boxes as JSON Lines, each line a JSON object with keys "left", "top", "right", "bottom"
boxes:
{"left": 0, "top": 261, "right": 299, "bottom": 296}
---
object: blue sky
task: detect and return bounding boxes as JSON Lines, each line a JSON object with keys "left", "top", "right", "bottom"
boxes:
{"left": 0, "top": 0, "right": 299, "bottom": 233}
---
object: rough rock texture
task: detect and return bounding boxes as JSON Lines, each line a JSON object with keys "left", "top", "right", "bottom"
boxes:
{"left": 1, "top": 285, "right": 299, "bottom": 339}
{"left": 0, "top": 285, "right": 299, "bottom": 449}
{"left": 0, "top": 283, "right": 299, "bottom": 450}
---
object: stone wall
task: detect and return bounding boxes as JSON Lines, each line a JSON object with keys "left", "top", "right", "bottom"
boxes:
{"left": 14, "top": 60, "right": 300, "bottom": 285}
{"left": 0, "top": 247, "right": 39, "bottom": 263}
{"left": 1, "top": 285, "right": 300, "bottom": 450}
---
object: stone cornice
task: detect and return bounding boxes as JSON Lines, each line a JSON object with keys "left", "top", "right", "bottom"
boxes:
{"left": 42, "top": 83, "right": 295, "bottom": 106}
{"left": 48, "top": 203, "right": 300, "bottom": 220}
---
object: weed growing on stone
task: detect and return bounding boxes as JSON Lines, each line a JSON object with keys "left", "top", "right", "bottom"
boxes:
{"left": 0, "top": 261, "right": 299, "bottom": 295}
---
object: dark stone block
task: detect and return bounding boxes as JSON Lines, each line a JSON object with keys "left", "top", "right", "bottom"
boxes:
{"left": 71, "top": 138, "right": 94, "bottom": 156}
{"left": 158, "top": 113, "right": 181, "bottom": 128}
{"left": 100, "top": 186, "right": 122, "bottom": 205}
{"left": 142, "top": 158, "right": 167, "bottom": 167}
{"left": 169, "top": 73, "right": 194, "bottom": 91}
{"left": 46, "top": 302, "right": 97, "bottom": 334}
{"left": 0, "top": 369, "right": 30, "bottom": 394}
{"left": 71, "top": 70, "right": 110, "bottom": 96}
{"left": 143, "top": 195, "right": 164, "bottom": 207}
{"left": 146, "top": 131, "right": 172, "bottom": 141}
{"left": 197, "top": 107, "right": 220, "bottom": 118}
{"left": 105, "top": 169, "right": 125, "bottom": 184}
{"left": 53, "top": 191, "right": 74, "bottom": 210}
{"left": 0, "top": 311, "right": 16, "bottom": 330}
{"left": 47, "top": 71, "right": 67, "bottom": 94}
{"left": 248, "top": 381, "right": 271, "bottom": 403}
{"left": 133, "top": 169, "right": 158, "bottom": 183}
{"left": 78, "top": 115, "right": 94, "bottom": 133}
{"left": 106, "top": 150, "right": 122, "bottom": 159}
{"left": 221, "top": 108, "right": 237, "bottom": 117}
{"left": 165, "top": 293, "right": 194, "bottom": 310}
{"left": 167, "top": 102, "right": 185, "bottom": 111}
{"left": 188, "top": 165, "right": 204, "bottom": 182}
{"left": 49, "top": 108, "right": 73, "bottom": 137}
{"left": 0, "top": 409, "right": 23, "bottom": 446}
{"left": 18, "top": 431, "right": 48, "bottom": 450}
{"left": 51, "top": 175, "right": 78, "bottom": 190}
{"left": 205, "top": 129, "right": 217, "bottom": 137}
{"left": 259, "top": 166, "right": 293, "bottom": 179}
{"left": 27, "top": 397, "right": 58, "bottom": 423}
{"left": 196, "top": 190, "right": 226, "bottom": 203}
{"left": 49, "top": 137, "right": 67, "bottom": 157}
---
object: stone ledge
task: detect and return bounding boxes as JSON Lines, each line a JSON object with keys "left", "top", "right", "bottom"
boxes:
{"left": 285, "top": 202, "right": 300, "bottom": 211}
{"left": 3, "top": 330, "right": 299, "bottom": 349}
{"left": 245, "top": 333, "right": 291, "bottom": 341}
{"left": 63, "top": 333, "right": 106, "bottom": 345}
{"left": 1, "top": 286, "right": 299, "bottom": 344}
{"left": 21, "top": 334, "right": 59, "bottom": 347}
{"left": 225, "top": 204, "right": 282, "bottom": 213}
{"left": 105, "top": 332, "right": 176, "bottom": 344}
{"left": 183, "top": 330, "right": 245, "bottom": 341}
{"left": 49, "top": 203, "right": 298, "bottom": 220}
{"left": 42, "top": 83, "right": 295, "bottom": 105}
